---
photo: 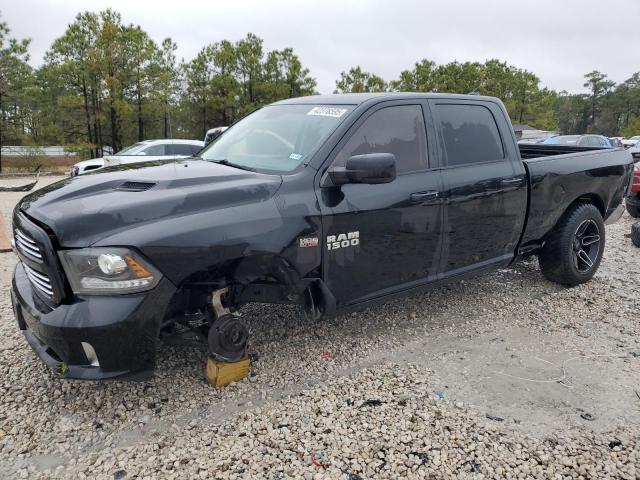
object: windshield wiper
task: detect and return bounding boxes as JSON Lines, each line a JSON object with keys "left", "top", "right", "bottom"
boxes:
{"left": 211, "top": 158, "right": 255, "bottom": 172}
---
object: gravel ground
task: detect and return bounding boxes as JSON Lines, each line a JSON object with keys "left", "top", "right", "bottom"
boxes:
{"left": 0, "top": 176, "right": 639, "bottom": 479}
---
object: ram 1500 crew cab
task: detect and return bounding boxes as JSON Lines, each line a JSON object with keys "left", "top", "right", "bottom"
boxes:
{"left": 10, "top": 93, "right": 633, "bottom": 379}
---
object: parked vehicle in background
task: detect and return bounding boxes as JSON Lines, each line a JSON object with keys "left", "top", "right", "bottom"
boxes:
{"left": 517, "top": 134, "right": 556, "bottom": 144}
{"left": 10, "top": 93, "right": 632, "bottom": 380}
{"left": 70, "top": 158, "right": 104, "bottom": 176}
{"left": 626, "top": 143, "right": 640, "bottom": 163}
{"left": 70, "top": 140, "right": 205, "bottom": 176}
{"left": 102, "top": 140, "right": 204, "bottom": 168}
{"left": 622, "top": 136, "right": 640, "bottom": 148}
{"left": 625, "top": 163, "right": 640, "bottom": 217}
{"left": 204, "top": 127, "right": 229, "bottom": 146}
{"left": 542, "top": 134, "right": 612, "bottom": 147}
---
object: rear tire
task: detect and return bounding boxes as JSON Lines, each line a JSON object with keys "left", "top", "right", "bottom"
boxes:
{"left": 632, "top": 222, "right": 640, "bottom": 248}
{"left": 626, "top": 202, "right": 640, "bottom": 218}
{"left": 538, "top": 203, "right": 605, "bottom": 286}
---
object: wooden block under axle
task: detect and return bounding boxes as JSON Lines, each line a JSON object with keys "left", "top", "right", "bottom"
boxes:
{"left": 205, "top": 355, "right": 250, "bottom": 388}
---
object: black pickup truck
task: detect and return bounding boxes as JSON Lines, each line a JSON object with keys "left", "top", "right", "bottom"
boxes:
{"left": 10, "top": 93, "right": 633, "bottom": 380}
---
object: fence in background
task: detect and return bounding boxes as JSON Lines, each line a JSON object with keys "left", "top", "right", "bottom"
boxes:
{"left": 0, "top": 146, "right": 77, "bottom": 157}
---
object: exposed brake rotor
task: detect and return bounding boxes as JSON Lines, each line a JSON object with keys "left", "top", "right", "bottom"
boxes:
{"left": 207, "top": 314, "right": 248, "bottom": 362}
{"left": 208, "top": 288, "right": 247, "bottom": 362}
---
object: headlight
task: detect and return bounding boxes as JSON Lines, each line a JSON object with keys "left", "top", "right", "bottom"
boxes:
{"left": 58, "top": 248, "right": 162, "bottom": 295}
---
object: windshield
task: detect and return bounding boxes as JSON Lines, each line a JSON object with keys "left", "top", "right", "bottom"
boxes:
{"left": 542, "top": 135, "right": 581, "bottom": 145}
{"left": 114, "top": 142, "right": 149, "bottom": 155}
{"left": 199, "top": 104, "right": 354, "bottom": 172}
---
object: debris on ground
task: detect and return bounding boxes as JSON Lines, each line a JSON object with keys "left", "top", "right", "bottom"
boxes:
{"left": 486, "top": 413, "right": 505, "bottom": 422}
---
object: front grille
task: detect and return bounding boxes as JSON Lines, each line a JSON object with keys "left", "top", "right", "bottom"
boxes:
{"left": 13, "top": 213, "right": 64, "bottom": 305}
{"left": 14, "top": 228, "right": 43, "bottom": 260}
{"left": 23, "top": 264, "right": 54, "bottom": 298}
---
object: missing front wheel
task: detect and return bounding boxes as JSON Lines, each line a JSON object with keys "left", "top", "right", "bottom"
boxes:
{"left": 208, "top": 288, "right": 247, "bottom": 362}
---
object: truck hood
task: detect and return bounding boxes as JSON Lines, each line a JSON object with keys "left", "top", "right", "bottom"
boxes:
{"left": 19, "top": 159, "right": 283, "bottom": 247}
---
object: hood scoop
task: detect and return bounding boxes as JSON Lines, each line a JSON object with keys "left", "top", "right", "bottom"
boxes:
{"left": 116, "top": 181, "right": 156, "bottom": 192}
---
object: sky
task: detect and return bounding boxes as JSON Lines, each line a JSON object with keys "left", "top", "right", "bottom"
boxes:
{"left": 2, "top": 0, "right": 639, "bottom": 95}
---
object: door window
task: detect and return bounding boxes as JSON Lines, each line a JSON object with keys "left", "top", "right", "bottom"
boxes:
{"left": 334, "top": 105, "right": 428, "bottom": 174}
{"left": 435, "top": 104, "right": 504, "bottom": 166}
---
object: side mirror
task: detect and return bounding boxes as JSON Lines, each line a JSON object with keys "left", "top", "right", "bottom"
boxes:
{"left": 327, "top": 153, "right": 396, "bottom": 186}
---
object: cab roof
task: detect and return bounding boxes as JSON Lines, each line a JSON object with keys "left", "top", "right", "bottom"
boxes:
{"left": 273, "top": 92, "right": 500, "bottom": 106}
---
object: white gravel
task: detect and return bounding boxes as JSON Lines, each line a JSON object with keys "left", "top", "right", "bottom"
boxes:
{"left": 0, "top": 177, "right": 638, "bottom": 479}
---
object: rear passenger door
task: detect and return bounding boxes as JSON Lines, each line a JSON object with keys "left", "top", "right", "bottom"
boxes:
{"left": 320, "top": 101, "right": 443, "bottom": 305}
{"left": 430, "top": 100, "right": 527, "bottom": 276}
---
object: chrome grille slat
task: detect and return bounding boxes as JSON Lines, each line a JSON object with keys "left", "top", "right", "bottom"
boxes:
{"left": 23, "top": 264, "right": 54, "bottom": 296}
{"left": 26, "top": 273, "right": 52, "bottom": 292}
{"left": 23, "top": 265, "right": 51, "bottom": 287}
{"left": 24, "top": 266, "right": 49, "bottom": 282}
{"left": 15, "top": 229, "right": 37, "bottom": 245}
{"left": 16, "top": 238, "right": 42, "bottom": 259}
{"left": 14, "top": 228, "right": 43, "bottom": 260}
{"left": 25, "top": 274, "right": 54, "bottom": 296}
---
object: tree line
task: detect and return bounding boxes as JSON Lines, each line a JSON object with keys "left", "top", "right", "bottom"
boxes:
{"left": 0, "top": 10, "right": 316, "bottom": 160}
{"left": 2, "top": 8, "right": 640, "bottom": 164}
{"left": 335, "top": 63, "right": 640, "bottom": 137}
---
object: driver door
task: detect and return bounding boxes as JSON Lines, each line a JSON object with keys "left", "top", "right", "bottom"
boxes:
{"left": 318, "top": 101, "right": 444, "bottom": 306}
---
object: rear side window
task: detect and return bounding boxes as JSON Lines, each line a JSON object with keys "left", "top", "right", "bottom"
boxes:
{"left": 334, "top": 105, "right": 428, "bottom": 174}
{"left": 167, "top": 144, "right": 197, "bottom": 155}
{"left": 436, "top": 104, "right": 504, "bottom": 166}
{"left": 143, "top": 144, "right": 166, "bottom": 156}
{"left": 582, "top": 136, "right": 606, "bottom": 147}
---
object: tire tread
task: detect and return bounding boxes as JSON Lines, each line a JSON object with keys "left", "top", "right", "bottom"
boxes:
{"left": 632, "top": 222, "right": 640, "bottom": 248}
{"left": 539, "top": 203, "right": 604, "bottom": 286}
{"left": 626, "top": 202, "right": 640, "bottom": 218}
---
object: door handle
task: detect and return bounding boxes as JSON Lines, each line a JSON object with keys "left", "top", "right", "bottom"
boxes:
{"left": 501, "top": 177, "right": 522, "bottom": 186}
{"left": 410, "top": 191, "right": 439, "bottom": 202}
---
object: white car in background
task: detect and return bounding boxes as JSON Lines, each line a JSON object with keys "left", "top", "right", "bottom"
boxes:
{"left": 627, "top": 142, "right": 640, "bottom": 163}
{"left": 70, "top": 157, "right": 106, "bottom": 176}
{"left": 70, "top": 139, "right": 205, "bottom": 176}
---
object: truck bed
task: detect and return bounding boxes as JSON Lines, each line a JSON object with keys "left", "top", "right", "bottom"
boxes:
{"left": 518, "top": 143, "right": 608, "bottom": 160}
{"left": 519, "top": 147, "right": 633, "bottom": 248}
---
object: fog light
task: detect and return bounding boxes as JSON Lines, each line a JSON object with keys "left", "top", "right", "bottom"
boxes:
{"left": 81, "top": 342, "right": 100, "bottom": 367}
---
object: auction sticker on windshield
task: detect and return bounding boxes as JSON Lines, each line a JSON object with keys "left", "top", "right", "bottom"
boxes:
{"left": 307, "top": 106, "right": 348, "bottom": 118}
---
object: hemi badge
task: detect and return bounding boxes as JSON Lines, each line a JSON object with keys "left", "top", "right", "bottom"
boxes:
{"left": 299, "top": 236, "right": 319, "bottom": 248}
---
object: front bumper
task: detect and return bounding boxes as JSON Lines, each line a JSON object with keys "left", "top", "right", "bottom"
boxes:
{"left": 11, "top": 262, "right": 176, "bottom": 380}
